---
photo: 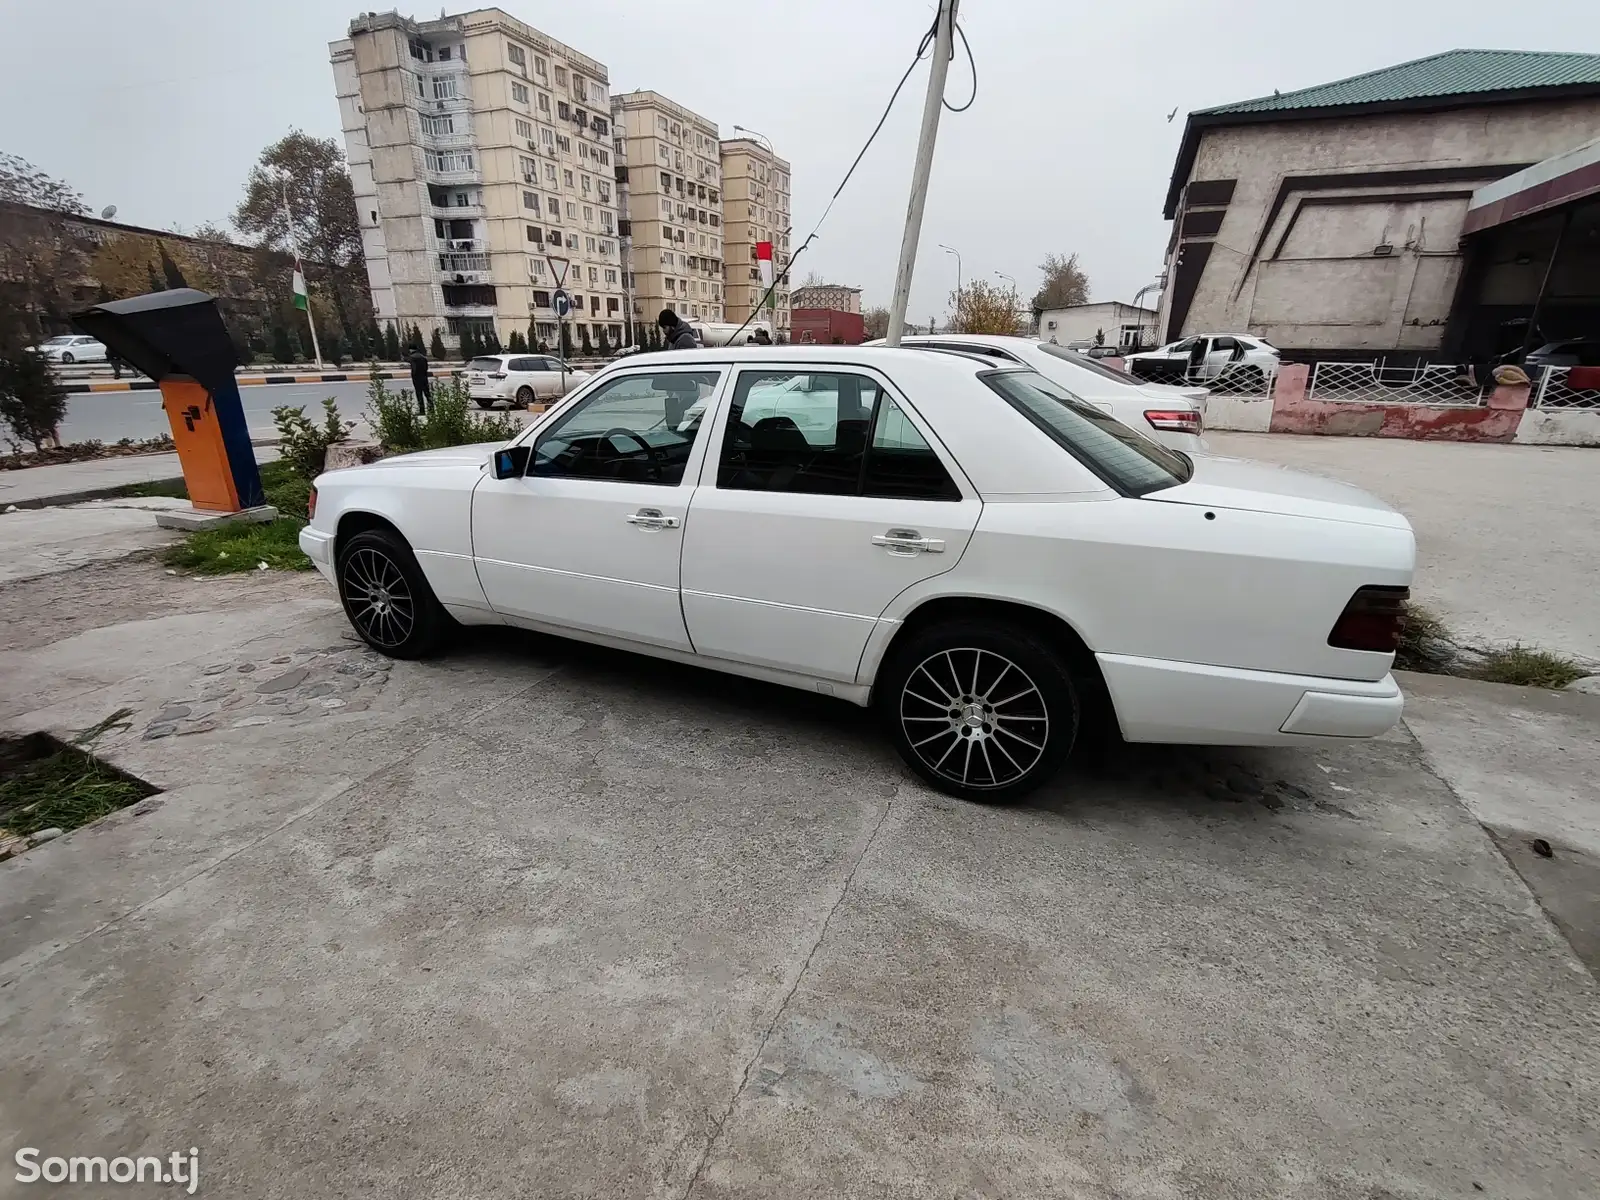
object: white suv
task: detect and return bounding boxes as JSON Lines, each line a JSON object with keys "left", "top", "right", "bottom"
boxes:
{"left": 872, "top": 334, "right": 1208, "bottom": 452}
{"left": 464, "top": 354, "right": 590, "bottom": 408}
{"left": 1124, "top": 335, "right": 1278, "bottom": 390}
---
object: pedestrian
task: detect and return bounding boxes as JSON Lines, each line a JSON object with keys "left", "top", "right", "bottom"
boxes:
{"left": 106, "top": 347, "right": 123, "bottom": 380}
{"left": 408, "top": 345, "right": 432, "bottom": 415}
{"left": 657, "top": 308, "right": 699, "bottom": 350}
{"left": 751, "top": 328, "right": 772, "bottom": 345}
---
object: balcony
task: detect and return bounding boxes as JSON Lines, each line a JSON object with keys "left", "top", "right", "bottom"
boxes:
{"left": 439, "top": 251, "right": 491, "bottom": 273}
{"left": 431, "top": 202, "right": 484, "bottom": 220}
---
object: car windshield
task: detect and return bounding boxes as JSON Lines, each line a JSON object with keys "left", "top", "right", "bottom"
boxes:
{"left": 42, "top": 335, "right": 74, "bottom": 345}
{"left": 467, "top": 357, "right": 504, "bottom": 371}
{"left": 1035, "top": 342, "right": 1141, "bottom": 385}
{"left": 981, "top": 369, "right": 1192, "bottom": 495}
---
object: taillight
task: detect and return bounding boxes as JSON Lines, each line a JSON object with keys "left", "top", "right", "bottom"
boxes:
{"left": 307, "top": 487, "right": 317, "bottom": 520}
{"left": 1328, "top": 585, "right": 1409, "bottom": 653}
{"left": 1144, "top": 408, "right": 1203, "bottom": 434}
{"left": 489, "top": 372, "right": 507, "bottom": 379}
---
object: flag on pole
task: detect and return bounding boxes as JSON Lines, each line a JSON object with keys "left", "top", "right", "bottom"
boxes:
{"left": 292, "top": 260, "right": 309, "bottom": 311}
{"left": 755, "top": 240, "right": 773, "bottom": 289}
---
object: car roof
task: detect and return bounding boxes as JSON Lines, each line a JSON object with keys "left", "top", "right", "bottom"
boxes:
{"left": 604, "top": 343, "right": 1008, "bottom": 376}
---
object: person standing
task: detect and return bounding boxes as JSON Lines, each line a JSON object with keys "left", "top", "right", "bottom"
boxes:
{"left": 657, "top": 309, "right": 699, "bottom": 350}
{"left": 407, "top": 346, "right": 432, "bottom": 415}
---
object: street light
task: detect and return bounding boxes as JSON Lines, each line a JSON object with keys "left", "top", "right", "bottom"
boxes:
{"left": 939, "top": 244, "right": 961, "bottom": 331}
{"left": 730, "top": 124, "right": 774, "bottom": 153}
{"left": 995, "top": 271, "right": 1019, "bottom": 333}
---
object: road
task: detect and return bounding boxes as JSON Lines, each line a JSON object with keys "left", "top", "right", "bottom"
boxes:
{"left": 59, "top": 380, "right": 387, "bottom": 445}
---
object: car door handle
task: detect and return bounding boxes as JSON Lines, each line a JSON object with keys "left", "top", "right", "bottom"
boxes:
{"left": 872, "top": 529, "right": 944, "bottom": 555}
{"left": 626, "top": 508, "right": 680, "bottom": 530}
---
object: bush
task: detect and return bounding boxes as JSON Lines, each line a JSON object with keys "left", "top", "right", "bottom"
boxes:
{"left": 383, "top": 322, "right": 401, "bottom": 361}
{"left": 271, "top": 397, "right": 353, "bottom": 481}
{"left": 365, "top": 364, "right": 424, "bottom": 454}
{"left": 430, "top": 327, "right": 446, "bottom": 359}
{"left": 0, "top": 347, "right": 66, "bottom": 451}
{"left": 364, "top": 366, "right": 517, "bottom": 456}
{"left": 507, "top": 329, "right": 527, "bottom": 353}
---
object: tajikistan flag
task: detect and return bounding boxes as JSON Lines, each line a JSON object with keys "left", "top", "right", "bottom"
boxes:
{"left": 292, "top": 260, "right": 309, "bottom": 311}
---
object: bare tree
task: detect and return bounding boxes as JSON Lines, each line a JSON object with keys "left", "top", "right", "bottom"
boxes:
{"left": 0, "top": 153, "right": 88, "bottom": 214}
{"left": 863, "top": 306, "right": 890, "bottom": 339}
{"left": 1030, "top": 251, "right": 1090, "bottom": 313}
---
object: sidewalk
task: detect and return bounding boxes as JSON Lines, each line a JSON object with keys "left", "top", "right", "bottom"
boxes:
{"left": 1, "top": 445, "right": 281, "bottom": 509}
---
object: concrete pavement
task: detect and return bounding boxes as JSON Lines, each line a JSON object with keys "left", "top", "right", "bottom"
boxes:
{"left": 0, "top": 497, "right": 187, "bottom": 584}
{"left": 0, "top": 561, "right": 1596, "bottom": 1198}
{"left": 1207, "top": 432, "right": 1600, "bottom": 662}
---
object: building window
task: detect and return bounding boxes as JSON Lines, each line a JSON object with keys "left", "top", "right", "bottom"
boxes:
{"left": 424, "top": 149, "right": 475, "bottom": 172}
{"left": 554, "top": 66, "right": 567, "bottom": 85}
{"left": 600, "top": 213, "right": 613, "bottom": 234}
{"left": 519, "top": 156, "right": 537, "bottom": 180}
{"left": 515, "top": 117, "right": 533, "bottom": 140}
{"left": 409, "top": 38, "right": 429, "bottom": 62}
{"left": 511, "top": 82, "right": 529, "bottom": 104}
{"left": 534, "top": 56, "right": 547, "bottom": 77}
{"left": 598, "top": 149, "right": 609, "bottom": 166}
{"left": 432, "top": 75, "right": 458, "bottom": 100}
{"left": 598, "top": 183, "right": 611, "bottom": 204}
{"left": 420, "top": 113, "right": 455, "bottom": 136}
{"left": 523, "top": 191, "right": 539, "bottom": 211}
{"left": 661, "top": 199, "right": 671, "bottom": 216}
{"left": 581, "top": 175, "right": 592, "bottom": 195}
{"left": 563, "top": 169, "right": 574, "bottom": 188}
{"left": 556, "top": 135, "right": 571, "bottom": 153}
{"left": 658, "top": 144, "right": 670, "bottom": 164}
{"left": 586, "top": 236, "right": 596, "bottom": 252}
{"left": 538, "top": 91, "right": 550, "bottom": 113}
{"left": 579, "top": 142, "right": 589, "bottom": 161}
{"left": 566, "top": 201, "right": 577, "bottom": 219}
{"left": 526, "top": 225, "right": 542, "bottom": 243}
{"left": 605, "top": 269, "right": 618, "bottom": 284}
{"left": 544, "top": 162, "right": 557, "bottom": 184}
{"left": 583, "top": 205, "right": 593, "bottom": 223}
{"left": 507, "top": 43, "right": 527, "bottom": 68}
{"left": 660, "top": 171, "right": 671, "bottom": 190}
{"left": 530, "top": 258, "right": 546, "bottom": 278}
{"left": 588, "top": 266, "right": 598, "bottom": 284}
{"left": 549, "top": 227, "right": 561, "bottom": 243}
{"left": 593, "top": 116, "right": 608, "bottom": 136}
{"left": 567, "top": 233, "right": 578, "bottom": 249}
{"left": 547, "top": 194, "right": 560, "bottom": 214}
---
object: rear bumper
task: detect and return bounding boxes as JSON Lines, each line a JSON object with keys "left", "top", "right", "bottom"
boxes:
{"left": 468, "top": 383, "right": 517, "bottom": 400}
{"left": 1097, "top": 653, "right": 1403, "bottom": 745}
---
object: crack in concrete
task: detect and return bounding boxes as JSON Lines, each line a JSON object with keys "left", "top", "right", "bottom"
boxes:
{"left": 678, "top": 788, "right": 898, "bottom": 1200}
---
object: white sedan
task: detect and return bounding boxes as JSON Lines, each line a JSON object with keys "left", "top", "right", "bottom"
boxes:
{"left": 465, "top": 354, "right": 590, "bottom": 408}
{"left": 29, "top": 334, "right": 107, "bottom": 364}
{"left": 302, "top": 346, "right": 1414, "bottom": 802}
{"left": 1124, "top": 334, "right": 1279, "bottom": 389}
{"left": 869, "top": 334, "right": 1209, "bottom": 452}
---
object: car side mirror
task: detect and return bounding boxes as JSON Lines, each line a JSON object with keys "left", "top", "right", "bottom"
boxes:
{"left": 492, "top": 445, "right": 530, "bottom": 479}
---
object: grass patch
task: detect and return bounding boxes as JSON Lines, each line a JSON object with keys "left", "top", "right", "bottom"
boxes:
{"left": 162, "top": 517, "right": 311, "bottom": 575}
{"left": 1394, "top": 601, "right": 1455, "bottom": 674}
{"left": 0, "top": 711, "right": 155, "bottom": 841}
{"left": 1473, "top": 646, "right": 1589, "bottom": 690}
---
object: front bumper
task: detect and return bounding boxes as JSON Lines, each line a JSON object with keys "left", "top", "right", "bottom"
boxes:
{"left": 1097, "top": 653, "right": 1403, "bottom": 745}
{"left": 298, "top": 526, "right": 336, "bottom": 581}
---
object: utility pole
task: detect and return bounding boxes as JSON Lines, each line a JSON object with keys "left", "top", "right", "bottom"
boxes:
{"left": 281, "top": 178, "right": 323, "bottom": 369}
{"left": 886, "top": 0, "right": 959, "bottom": 346}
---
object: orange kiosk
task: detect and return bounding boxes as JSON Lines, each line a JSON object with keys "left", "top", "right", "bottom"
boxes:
{"left": 73, "top": 289, "right": 265, "bottom": 514}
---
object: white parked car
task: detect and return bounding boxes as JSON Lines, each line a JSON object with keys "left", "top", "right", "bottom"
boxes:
{"left": 30, "top": 334, "right": 107, "bottom": 364}
{"left": 302, "top": 346, "right": 1413, "bottom": 802}
{"left": 1124, "top": 334, "right": 1279, "bottom": 389}
{"left": 465, "top": 354, "right": 590, "bottom": 408}
{"left": 870, "top": 334, "right": 1209, "bottom": 452}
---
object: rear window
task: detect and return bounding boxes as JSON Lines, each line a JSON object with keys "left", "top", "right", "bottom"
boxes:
{"left": 1036, "top": 342, "right": 1141, "bottom": 386}
{"left": 981, "top": 369, "right": 1192, "bottom": 495}
{"left": 467, "top": 357, "right": 504, "bottom": 371}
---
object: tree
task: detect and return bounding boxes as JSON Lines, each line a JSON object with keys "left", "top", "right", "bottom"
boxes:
{"left": 382, "top": 321, "right": 401, "bottom": 361}
{"left": 561, "top": 323, "right": 574, "bottom": 357}
{"left": 527, "top": 318, "right": 539, "bottom": 352}
{"left": 430, "top": 327, "right": 446, "bottom": 359}
{"left": 506, "top": 329, "right": 526, "bottom": 353}
{"left": 271, "top": 325, "right": 293, "bottom": 363}
{"left": 1030, "top": 252, "right": 1090, "bottom": 314}
{"left": 367, "top": 320, "right": 384, "bottom": 359}
{"left": 483, "top": 328, "right": 502, "bottom": 355}
{"left": 951, "top": 280, "right": 1025, "bottom": 335}
{"left": 595, "top": 327, "right": 611, "bottom": 356}
{"left": 404, "top": 323, "right": 423, "bottom": 352}
{"left": 1093, "top": 327, "right": 1106, "bottom": 347}
{"left": 233, "top": 131, "right": 372, "bottom": 337}
{"left": 0, "top": 343, "right": 67, "bottom": 451}
{"left": 863, "top": 306, "right": 890, "bottom": 340}
{"left": 800, "top": 270, "right": 824, "bottom": 289}
{"left": 459, "top": 327, "right": 478, "bottom": 361}
{"left": 0, "top": 153, "right": 87, "bottom": 214}
{"left": 578, "top": 325, "right": 593, "bottom": 357}
{"left": 324, "top": 330, "right": 344, "bottom": 365}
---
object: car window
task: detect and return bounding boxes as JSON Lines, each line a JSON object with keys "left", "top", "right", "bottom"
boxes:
{"left": 532, "top": 370, "right": 721, "bottom": 486}
{"left": 1035, "top": 342, "right": 1140, "bottom": 385}
{"left": 509, "top": 357, "right": 541, "bottom": 372}
{"left": 467, "top": 357, "right": 504, "bottom": 372}
{"left": 1168, "top": 338, "right": 1199, "bottom": 353}
{"left": 1212, "top": 336, "right": 1238, "bottom": 351}
{"left": 981, "top": 369, "right": 1192, "bottom": 496}
{"left": 718, "top": 369, "right": 958, "bottom": 500}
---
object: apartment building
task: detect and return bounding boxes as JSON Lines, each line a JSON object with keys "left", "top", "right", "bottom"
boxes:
{"left": 612, "top": 91, "right": 724, "bottom": 328}
{"left": 720, "top": 136, "right": 791, "bottom": 337}
{"left": 791, "top": 283, "right": 861, "bottom": 314}
{"left": 330, "top": 8, "right": 627, "bottom": 353}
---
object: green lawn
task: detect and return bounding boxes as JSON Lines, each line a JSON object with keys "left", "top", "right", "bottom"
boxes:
{"left": 161, "top": 459, "right": 314, "bottom": 576}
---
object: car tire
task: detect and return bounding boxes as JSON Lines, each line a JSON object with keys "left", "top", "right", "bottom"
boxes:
{"left": 878, "top": 620, "right": 1078, "bottom": 803}
{"left": 335, "top": 529, "right": 450, "bottom": 659}
{"left": 515, "top": 386, "right": 534, "bottom": 407}
{"left": 474, "top": 399, "right": 495, "bottom": 410}
{"left": 60, "top": 352, "right": 75, "bottom": 364}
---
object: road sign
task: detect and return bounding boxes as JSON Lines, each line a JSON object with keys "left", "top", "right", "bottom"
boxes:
{"left": 553, "top": 288, "right": 571, "bottom": 317}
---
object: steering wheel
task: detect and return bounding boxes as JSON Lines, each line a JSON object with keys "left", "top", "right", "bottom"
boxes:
{"left": 597, "top": 427, "right": 663, "bottom": 480}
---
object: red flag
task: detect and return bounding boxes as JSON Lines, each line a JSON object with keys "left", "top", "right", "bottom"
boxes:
{"left": 754, "top": 241, "right": 773, "bottom": 261}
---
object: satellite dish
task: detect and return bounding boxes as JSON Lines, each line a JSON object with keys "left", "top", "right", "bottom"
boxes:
{"left": 100, "top": 205, "right": 117, "bottom": 220}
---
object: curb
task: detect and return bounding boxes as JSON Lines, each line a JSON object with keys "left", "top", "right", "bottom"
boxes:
{"left": 62, "top": 368, "right": 460, "bottom": 395}
{"left": 2, "top": 439, "right": 280, "bottom": 511}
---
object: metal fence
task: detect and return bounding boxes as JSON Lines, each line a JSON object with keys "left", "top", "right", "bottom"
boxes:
{"left": 1533, "top": 366, "right": 1600, "bottom": 410}
{"left": 1307, "top": 361, "right": 1487, "bottom": 407}
{"left": 1195, "top": 364, "right": 1275, "bottom": 403}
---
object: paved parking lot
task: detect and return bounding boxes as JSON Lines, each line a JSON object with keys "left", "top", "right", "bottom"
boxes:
{"left": 1207, "top": 432, "right": 1600, "bottom": 662}
{"left": 1, "top": 562, "right": 1596, "bottom": 1197}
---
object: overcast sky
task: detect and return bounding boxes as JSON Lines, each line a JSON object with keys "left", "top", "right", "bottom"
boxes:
{"left": 6, "top": 0, "right": 1598, "bottom": 320}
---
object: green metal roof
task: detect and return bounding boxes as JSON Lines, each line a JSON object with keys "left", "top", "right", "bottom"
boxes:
{"left": 1199, "top": 49, "right": 1600, "bottom": 115}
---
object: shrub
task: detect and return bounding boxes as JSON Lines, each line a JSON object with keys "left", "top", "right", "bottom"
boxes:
{"left": 365, "top": 363, "right": 424, "bottom": 454}
{"left": 363, "top": 367, "right": 517, "bottom": 456}
{"left": 429, "top": 327, "right": 446, "bottom": 359}
{"left": 383, "top": 322, "right": 401, "bottom": 361}
{"left": 272, "top": 397, "right": 353, "bottom": 481}
{"left": 507, "top": 329, "right": 527, "bottom": 353}
{"left": 1475, "top": 646, "right": 1587, "bottom": 690}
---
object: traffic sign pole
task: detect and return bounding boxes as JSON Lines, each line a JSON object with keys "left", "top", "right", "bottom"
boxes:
{"left": 551, "top": 286, "right": 572, "bottom": 388}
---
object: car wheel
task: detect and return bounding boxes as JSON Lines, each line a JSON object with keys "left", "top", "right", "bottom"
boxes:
{"left": 474, "top": 399, "right": 495, "bottom": 409}
{"left": 879, "top": 620, "right": 1078, "bottom": 803}
{"left": 335, "top": 529, "right": 450, "bottom": 659}
{"left": 60, "top": 352, "right": 75, "bottom": 364}
{"left": 515, "top": 386, "right": 535, "bottom": 407}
